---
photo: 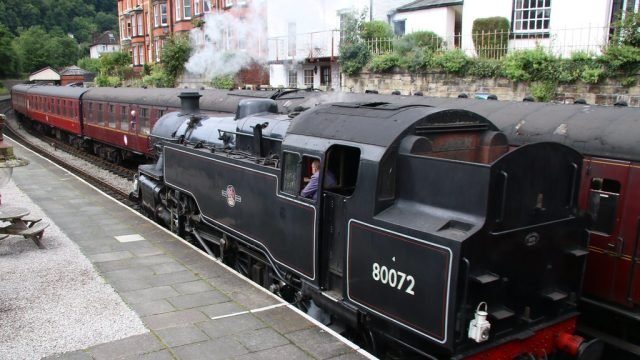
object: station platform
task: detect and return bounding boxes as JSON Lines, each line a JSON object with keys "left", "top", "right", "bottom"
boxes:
{"left": 2, "top": 140, "right": 372, "bottom": 360}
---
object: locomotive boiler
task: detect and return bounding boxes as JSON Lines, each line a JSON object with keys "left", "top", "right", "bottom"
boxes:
{"left": 131, "top": 92, "right": 600, "bottom": 359}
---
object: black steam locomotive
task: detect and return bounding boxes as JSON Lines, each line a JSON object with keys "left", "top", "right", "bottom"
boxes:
{"left": 131, "top": 93, "right": 600, "bottom": 359}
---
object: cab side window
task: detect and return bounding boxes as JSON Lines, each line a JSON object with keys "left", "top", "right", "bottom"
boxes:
{"left": 281, "top": 152, "right": 301, "bottom": 195}
{"left": 587, "top": 177, "right": 620, "bottom": 234}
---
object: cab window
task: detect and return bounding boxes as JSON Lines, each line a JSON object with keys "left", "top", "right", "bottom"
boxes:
{"left": 281, "top": 152, "right": 300, "bottom": 195}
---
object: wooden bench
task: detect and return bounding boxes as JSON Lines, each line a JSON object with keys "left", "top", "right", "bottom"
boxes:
{"left": 1, "top": 221, "right": 49, "bottom": 249}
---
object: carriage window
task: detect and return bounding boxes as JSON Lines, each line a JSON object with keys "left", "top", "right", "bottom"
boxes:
{"left": 88, "top": 103, "right": 93, "bottom": 122}
{"left": 588, "top": 178, "right": 621, "bottom": 235}
{"left": 108, "top": 104, "right": 115, "bottom": 128}
{"left": 281, "top": 152, "right": 301, "bottom": 195}
{"left": 140, "top": 107, "right": 149, "bottom": 134}
{"left": 324, "top": 145, "right": 360, "bottom": 197}
{"left": 97, "top": 103, "right": 103, "bottom": 124}
{"left": 120, "top": 105, "right": 129, "bottom": 130}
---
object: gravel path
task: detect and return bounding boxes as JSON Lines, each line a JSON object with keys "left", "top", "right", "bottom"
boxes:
{"left": 0, "top": 163, "right": 147, "bottom": 359}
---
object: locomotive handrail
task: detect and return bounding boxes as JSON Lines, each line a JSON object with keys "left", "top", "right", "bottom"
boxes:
{"left": 217, "top": 128, "right": 284, "bottom": 142}
{"left": 497, "top": 171, "right": 508, "bottom": 223}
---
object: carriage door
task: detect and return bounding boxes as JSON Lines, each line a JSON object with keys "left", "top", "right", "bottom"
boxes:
{"left": 580, "top": 158, "right": 631, "bottom": 305}
{"left": 320, "top": 145, "right": 360, "bottom": 295}
{"left": 624, "top": 165, "right": 640, "bottom": 307}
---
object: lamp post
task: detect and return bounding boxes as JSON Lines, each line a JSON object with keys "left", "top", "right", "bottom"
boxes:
{"left": 0, "top": 114, "right": 29, "bottom": 204}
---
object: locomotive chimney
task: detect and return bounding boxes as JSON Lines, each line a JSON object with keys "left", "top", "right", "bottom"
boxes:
{"left": 178, "top": 92, "right": 202, "bottom": 115}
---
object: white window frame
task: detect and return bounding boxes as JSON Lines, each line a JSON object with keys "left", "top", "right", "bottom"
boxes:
{"left": 225, "top": 0, "right": 233, "bottom": 8}
{"left": 303, "top": 69, "right": 313, "bottom": 88}
{"left": 204, "top": 0, "right": 212, "bottom": 12}
{"left": 139, "top": 45, "right": 145, "bottom": 65}
{"left": 183, "top": 0, "right": 191, "bottom": 19}
{"left": 288, "top": 70, "right": 297, "bottom": 88}
{"left": 133, "top": 46, "right": 139, "bottom": 65}
{"left": 176, "top": 0, "right": 181, "bottom": 21}
{"left": 154, "top": 4, "right": 159, "bottom": 27}
{"left": 137, "top": 13, "right": 143, "bottom": 35}
{"left": 237, "top": 0, "right": 246, "bottom": 5}
{"left": 512, "top": 0, "right": 551, "bottom": 34}
{"left": 155, "top": 39, "right": 161, "bottom": 61}
{"left": 131, "top": 15, "right": 137, "bottom": 36}
{"left": 160, "top": 3, "right": 167, "bottom": 25}
{"left": 194, "top": 0, "right": 201, "bottom": 15}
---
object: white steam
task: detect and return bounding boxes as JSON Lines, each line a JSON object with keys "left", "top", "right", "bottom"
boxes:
{"left": 185, "top": 9, "right": 265, "bottom": 79}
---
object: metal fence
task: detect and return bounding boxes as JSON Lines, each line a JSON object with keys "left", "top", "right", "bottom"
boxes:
{"left": 267, "top": 25, "right": 630, "bottom": 62}
{"left": 364, "top": 25, "right": 618, "bottom": 59}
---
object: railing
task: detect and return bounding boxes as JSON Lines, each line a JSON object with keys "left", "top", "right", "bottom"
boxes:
{"left": 267, "top": 30, "right": 340, "bottom": 62}
{"left": 363, "top": 25, "right": 618, "bottom": 59}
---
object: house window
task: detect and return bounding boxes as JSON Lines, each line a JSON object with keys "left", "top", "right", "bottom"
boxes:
{"left": 158, "top": 4, "right": 167, "bottom": 25}
{"left": 225, "top": 27, "right": 231, "bottom": 50}
{"left": 139, "top": 45, "right": 145, "bottom": 65}
{"left": 225, "top": 0, "right": 233, "bottom": 7}
{"left": 237, "top": 0, "right": 246, "bottom": 5}
{"left": 127, "top": 19, "right": 132, "bottom": 37}
{"left": 204, "top": 0, "right": 211, "bottom": 12}
{"left": 288, "top": 22, "right": 296, "bottom": 57}
{"left": 194, "top": 0, "right": 201, "bottom": 15}
{"left": 288, "top": 70, "right": 297, "bottom": 88}
{"left": 137, "top": 13, "right": 143, "bottom": 35}
{"left": 512, "top": 0, "right": 551, "bottom": 34}
{"left": 176, "top": 0, "right": 181, "bottom": 20}
{"left": 183, "top": 0, "right": 191, "bottom": 19}
{"left": 133, "top": 46, "right": 139, "bottom": 65}
{"left": 132, "top": 15, "right": 137, "bottom": 36}
{"left": 393, "top": 19, "right": 406, "bottom": 36}
{"left": 303, "top": 69, "right": 313, "bottom": 88}
{"left": 155, "top": 39, "right": 162, "bottom": 61}
{"left": 154, "top": 4, "right": 159, "bottom": 27}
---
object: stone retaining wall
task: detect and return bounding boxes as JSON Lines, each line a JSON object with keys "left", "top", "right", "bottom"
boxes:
{"left": 342, "top": 72, "right": 640, "bottom": 107}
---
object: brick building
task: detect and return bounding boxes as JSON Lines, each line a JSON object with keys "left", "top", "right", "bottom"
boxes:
{"left": 117, "top": 0, "right": 267, "bottom": 85}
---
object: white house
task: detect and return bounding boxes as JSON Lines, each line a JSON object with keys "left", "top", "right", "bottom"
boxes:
{"left": 388, "top": 0, "right": 462, "bottom": 45}
{"left": 89, "top": 31, "right": 121, "bottom": 59}
{"left": 460, "top": 0, "right": 639, "bottom": 57}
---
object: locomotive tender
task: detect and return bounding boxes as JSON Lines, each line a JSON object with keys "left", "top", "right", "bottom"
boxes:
{"left": 297, "top": 92, "right": 640, "bottom": 354}
{"left": 132, "top": 92, "right": 598, "bottom": 359}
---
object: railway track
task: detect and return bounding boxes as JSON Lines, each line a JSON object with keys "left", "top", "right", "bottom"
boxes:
{"left": 0, "top": 98, "right": 136, "bottom": 208}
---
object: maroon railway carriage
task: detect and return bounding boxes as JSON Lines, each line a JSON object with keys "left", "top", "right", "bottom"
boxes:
{"left": 11, "top": 84, "right": 88, "bottom": 145}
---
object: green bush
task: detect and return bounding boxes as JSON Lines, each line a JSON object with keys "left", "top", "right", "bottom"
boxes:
{"left": 611, "top": 11, "right": 640, "bottom": 47}
{"left": 600, "top": 45, "right": 640, "bottom": 76}
{"left": 77, "top": 57, "right": 101, "bottom": 73}
{"left": 529, "top": 81, "right": 557, "bottom": 102}
{"left": 369, "top": 53, "right": 401, "bottom": 73}
{"left": 434, "top": 49, "right": 469, "bottom": 75}
{"left": 339, "top": 42, "right": 371, "bottom": 75}
{"left": 472, "top": 17, "right": 510, "bottom": 59}
{"left": 394, "top": 31, "right": 444, "bottom": 55}
{"left": 95, "top": 74, "right": 122, "bottom": 87}
{"left": 211, "top": 74, "right": 235, "bottom": 89}
{"left": 467, "top": 58, "right": 502, "bottom": 78}
{"left": 501, "top": 47, "right": 558, "bottom": 82}
{"left": 399, "top": 48, "right": 435, "bottom": 72}
{"left": 360, "top": 21, "right": 393, "bottom": 40}
{"left": 142, "top": 66, "right": 173, "bottom": 88}
{"left": 580, "top": 68, "right": 604, "bottom": 84}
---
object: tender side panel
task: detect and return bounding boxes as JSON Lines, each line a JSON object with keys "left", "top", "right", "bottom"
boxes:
{"left": 163, "top": 146, "right": 317, "bottom": 279}
{"left": 347, "top": 220, "right": 452, "bottom": 344}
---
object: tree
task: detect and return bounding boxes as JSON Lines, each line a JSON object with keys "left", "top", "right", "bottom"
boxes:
{"left": 13, "top": 26, "right": 52, "bottom": 73}
{"left": 94, "top": 12, "right": 118, "bottom": 34}
{"left": 360, "top": 21, "right": 393, "bottom": 41}
{"left": 77, "top": 57, "right": 101, "bottom": 73}
{"left": 0, "top": 24, "right": 19, "bottom": 77}
{"left": 161, "top": 34, "right": 192, "bottom": 87}
{"left": 71, "top": 17, "right": 98, "bottom": 44}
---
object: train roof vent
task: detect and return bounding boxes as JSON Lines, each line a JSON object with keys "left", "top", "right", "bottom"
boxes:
{"left": 235, "top": 98, "right": 278, "bottom": 120}
{"left": 333, "top": 102, "right": 432, "bottom": 110}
